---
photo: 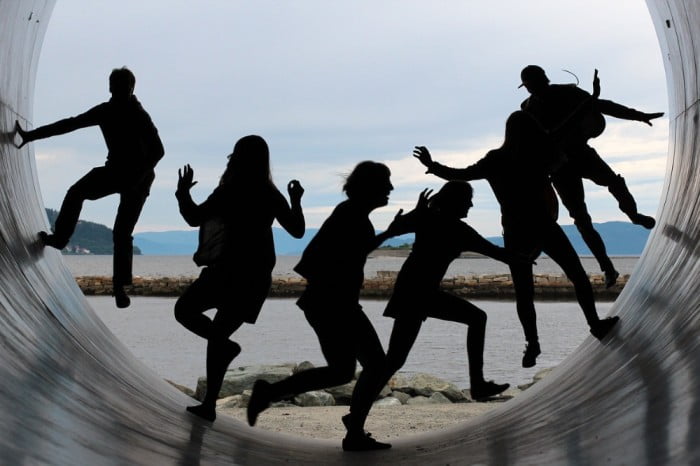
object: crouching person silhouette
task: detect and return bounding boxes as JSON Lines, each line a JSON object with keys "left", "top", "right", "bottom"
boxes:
{"left": 15, "top": 67, "right": 164, "bottom": 308}
{"left": 348, "top": 182, "right": 519, "bottom": 438}
{"left": 247, "top": 161, "right": 404, "bottom": 451}
{"left": 175, "top": 135, "right": 304, "bottom": 422}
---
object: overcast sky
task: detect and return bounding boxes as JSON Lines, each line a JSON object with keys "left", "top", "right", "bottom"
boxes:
{"left": 31, "top": 1, "right": 669, "bottom": 237}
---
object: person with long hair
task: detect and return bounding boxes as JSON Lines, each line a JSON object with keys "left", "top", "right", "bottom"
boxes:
{"left": 247, "top": 161, "right": 405, "bottom": 451}
{"left": 347, "top": 181, "right": 517, "bottom": 440}
{"left": 414, "top": 95, "right": 619, "bottom": 368}
{"left": 175, "top": 135, "right": 305, "bottom": 422}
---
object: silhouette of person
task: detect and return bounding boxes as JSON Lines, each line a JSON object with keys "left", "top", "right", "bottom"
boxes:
{"left": 519, "top": 65, "right": 663, "bottom": 288}
{"left": 175, "top": 135, "right": 305, "bottom": 423}
{"left": 414, "top": 109, "right": 619, "bottom": 369}
{"left": 347, "top": 181, "right": 517, "bottom": 438}
{"left": 14, "top": 67, "right": 164, "bottom": 308}
{"left": 247, "top": 161, "right": 404, "bottom": 451}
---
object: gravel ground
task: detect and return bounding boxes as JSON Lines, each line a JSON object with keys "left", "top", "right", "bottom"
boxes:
{"left": 223, "top": 401, "right": 505, "bottom": 441}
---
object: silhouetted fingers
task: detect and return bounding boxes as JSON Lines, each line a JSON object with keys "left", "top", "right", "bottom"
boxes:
{"left": 592, "top": 69, "right": 600, "bottom": 98}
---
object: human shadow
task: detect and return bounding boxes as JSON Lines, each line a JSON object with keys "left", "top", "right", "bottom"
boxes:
{"left": 14, "top": 67, "right": 165, "bottom": 308}
{"left": 175, "top": 135, "right": 305, "bottom": 424}
{"left": 519, "top": 65, "right": 663, "bottom": 288}
{"left": 349, "top": 181, "right": 518, "bottom": 437}
{"left": 414, "top": 106, "right": 619, "bottom": 369}
{"left": 246, "top": 161, "right": 404, "bottom": 451}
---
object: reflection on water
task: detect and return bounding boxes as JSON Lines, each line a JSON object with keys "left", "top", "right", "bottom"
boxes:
{"left": 90, "top": 296, "right": 614, "bottom": 390}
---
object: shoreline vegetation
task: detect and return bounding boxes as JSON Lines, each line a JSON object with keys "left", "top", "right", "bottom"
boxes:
{"left": 76, "top": 271, "right": 628, "bottom": 300}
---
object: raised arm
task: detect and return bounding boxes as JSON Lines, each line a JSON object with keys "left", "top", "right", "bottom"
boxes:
{"left": 273, "top": 180, "right": 305, "bottom": 239}
{"left": 592, "top": 69, "right": 664, "bottom": 125}
{"left": 370, "top": 188, "right": 431, "bottom": 250}
{"left": 461, "top": 223, "right": 532, "bottom": 266}
{"left": 175, "top": 164, "right": 204, "bottom": 227}
{"left": 413, "top": 146, "right": 487, "bottom": 181}
{"left": 597, "top": 100, "right": 664, "bottom": 126}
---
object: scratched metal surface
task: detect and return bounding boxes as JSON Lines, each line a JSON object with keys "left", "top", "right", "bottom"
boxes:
{"left": 0, "top": 1, "right": 698, "bottom": 464}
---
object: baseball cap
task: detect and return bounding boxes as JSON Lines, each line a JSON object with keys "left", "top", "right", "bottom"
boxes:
{"left": 518, "top": 65, "right": 549, "bottom": 88}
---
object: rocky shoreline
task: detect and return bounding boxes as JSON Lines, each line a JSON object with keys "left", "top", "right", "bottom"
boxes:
{"left": 167, "top": 362, "right": 553, "bottom": 410}
{"left": 76, "top": 272, "right": 627, "bottom": 300}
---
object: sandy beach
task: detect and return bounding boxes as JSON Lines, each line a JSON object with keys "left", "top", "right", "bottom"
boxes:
{"left": 222, "top": 401, "right": 504, "bottom": 441}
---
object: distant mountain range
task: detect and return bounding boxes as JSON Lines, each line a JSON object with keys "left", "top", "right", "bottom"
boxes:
{"left": 133, "top": 221, "right": 650, "bottom": 256}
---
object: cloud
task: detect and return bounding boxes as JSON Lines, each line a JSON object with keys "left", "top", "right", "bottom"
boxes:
{"left": 33, "top": 1, "right": 668, "bottom": 236}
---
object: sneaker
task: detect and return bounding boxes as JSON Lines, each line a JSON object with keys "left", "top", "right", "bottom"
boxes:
{"left": 247, "top": 379, "right": 272, "bottom": 426}
{"left": 590, "top": 316, "right": 620, "bottom": 340}
{"left": 342, "top": 432, "right": 392, "bottom": 452}
{"left": 38, "top": 231, "right": 65, "bottom": 250}
{"left": 630, "top": 213, "right": 656, "bottom": 230}
{"left": 604, "top": 269, "right": 620, "bottom": 289}
{"left": 113, "top": 286, "right": 131, "bottom": 309}
{"left": 522, "top": 341, "right": 541, "bottom": 368}
{"left": 470, "top": 380, "right": 510, "bottom": 401}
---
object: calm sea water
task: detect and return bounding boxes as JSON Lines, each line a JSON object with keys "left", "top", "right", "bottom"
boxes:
{"left": 64, "top": 254, "right": 640, "bottom": 279}
{"left": 88, "top": 296, "right": 615, "bottom": 392}
{"left": 73, "top": 255, "right": 626, "bottom": 391}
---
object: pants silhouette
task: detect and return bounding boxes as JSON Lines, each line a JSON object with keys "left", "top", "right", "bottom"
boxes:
{"left": 506, "top": 223, "right": 599, "bottom": 344}
{"left": 261, "top": 292, "right": 384, "bottom": 416}
{"left": 351, "top": 292, "right": 487, "bottom": 426}
{"left": 553, "top": 144, "right": 639, "bottom": 274}
{"left": 175, "top": 266, "right": 271, "bottom": 410}
{"left": 51, "top": 166, "right": 154, "bottom": 287}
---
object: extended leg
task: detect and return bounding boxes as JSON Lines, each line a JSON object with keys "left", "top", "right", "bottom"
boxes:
{"left": 580, "top": 145, "right": 655, "bottom": 229}
{"left": 552, "top": 167, "right": 618, "bottom": 287}
{"left": 45, "top": 167, "right": 118, "bottom": 248}
{"left": 247, "top": 308, "right": 358, "bottom": 426}
{"left": 504, "top": 230, "right": 542, "bottom": 368}
{"left": 343, "top": 311, "right": 393, "bottom": 451}
{"left": 426, "top": 293, "right": 487, "bottom": 383}
{"left": 345, "top": 314, "right": 420, "bottom": 442}
{"left": 111, "top": 173, "right": 154, "bottom": 308}
{"left": 543, "top": 224, "right": 619, "bottom": 340}
{"left": 187, "top": 309, "right": 245, "bottom": 421}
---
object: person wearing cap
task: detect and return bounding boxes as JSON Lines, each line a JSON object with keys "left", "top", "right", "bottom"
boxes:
{"left": 519, "top": 65, "right": 663, "bottom": 289}
{"left": 413, "top": 89, "right": 620, "bottom": 369}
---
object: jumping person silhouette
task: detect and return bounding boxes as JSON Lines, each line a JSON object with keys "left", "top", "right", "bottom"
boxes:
{"left": 175, "top": 135, "right": 304, "bottom": 423}
{"left": 347, "top": 181, "right": 518, "bottom": 438}
{"left": 14, "top": 67, "right": 164, "bottom": 308}
{"left": 414, "top": 76, "right": 619, "bottom": 368}
{"left": 247, "top": 161, "right": 405, "bottom": 451}
{"left": 519, "top": 65, "right": 663, "bottom": 288}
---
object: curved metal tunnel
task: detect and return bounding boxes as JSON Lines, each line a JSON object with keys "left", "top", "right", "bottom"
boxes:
{"left": 1, "top": 1, "right": 698, "bottom": 464}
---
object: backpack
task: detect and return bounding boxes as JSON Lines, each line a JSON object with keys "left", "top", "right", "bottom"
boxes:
{"left": 193, "top": 216, "right": 226, "bottom": 266}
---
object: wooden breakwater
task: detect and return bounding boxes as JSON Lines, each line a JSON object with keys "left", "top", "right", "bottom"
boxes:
{"left": 76, "top": 272, "right": 628, "bottom": 301}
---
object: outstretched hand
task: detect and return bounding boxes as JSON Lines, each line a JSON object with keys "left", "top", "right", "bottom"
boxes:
{"left": 416, "top": 188, "right": 434, "bottom": 210}
{"left": 177, "top": 164, "right": 197, "bottom": 193}
{"left": 592, "top": 69, "right": 600, "bottom": 99}
{"left": 640, "top": 112, "right": 664, "bottom": 126}
{"left": 287, "top": 179, "right": 304, "bottom": 203}
{"left": 14, "top": 120, "right": 28, "bottom": 148}
{"left": 413, "top": 146, "right": 434, "bottom": 170}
